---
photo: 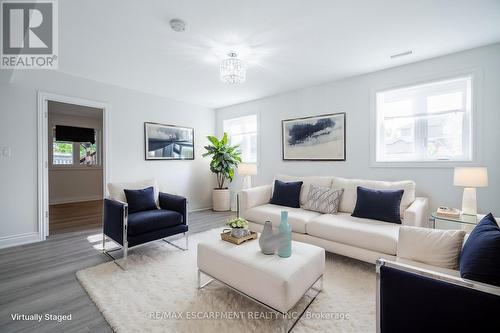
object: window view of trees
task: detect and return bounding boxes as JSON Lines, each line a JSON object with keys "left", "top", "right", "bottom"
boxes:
{"left": 53, "top": 141, "right": 73, "bottom": 165}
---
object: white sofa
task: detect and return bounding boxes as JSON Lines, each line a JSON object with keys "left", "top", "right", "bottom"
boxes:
{"left": 238, "top": 175, "right": 429, "bottom": 263}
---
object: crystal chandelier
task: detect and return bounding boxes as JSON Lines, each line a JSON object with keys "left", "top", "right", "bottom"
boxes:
{"left": 220, "top": 52, "right": 246, "bottom": 84}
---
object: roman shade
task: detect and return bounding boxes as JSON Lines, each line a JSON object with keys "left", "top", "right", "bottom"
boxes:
{"left": 55, "top": 125, "right": 95, "bottom": 144}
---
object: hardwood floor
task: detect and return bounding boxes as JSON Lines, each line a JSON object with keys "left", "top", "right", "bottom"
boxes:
{"left": 49, "top": 200, "right": 103, "bottom": 235}
{"left": 0, "top": 210, "right": 235, "bottom": 333}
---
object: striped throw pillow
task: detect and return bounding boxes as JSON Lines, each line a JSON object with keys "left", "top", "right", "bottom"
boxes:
{"left": 303, "top": 185, "right": 344, "bottom": 214}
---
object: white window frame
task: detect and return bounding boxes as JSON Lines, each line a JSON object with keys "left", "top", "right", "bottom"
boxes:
{"left": 370, "top": 70, "right": 481, "bottom": 168}
{"left": 222, "top": 113, "right": 260, "bottom": 165}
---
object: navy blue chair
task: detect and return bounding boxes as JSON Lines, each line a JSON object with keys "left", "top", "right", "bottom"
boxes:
{"left": 376, "top": 258, "right": 500, "bottom": 333}
{"left": 102, "top": 191, "right": 188, "bottom": 269}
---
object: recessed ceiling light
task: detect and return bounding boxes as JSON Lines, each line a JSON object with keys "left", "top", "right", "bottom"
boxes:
{"left": 391, "top": 50, "right": 413, "bottom": 59}
{"left": 169, "top": 19, "right": 186, "bottom": 32}
{"left": 390, "top": 50, "right": 412, "bottom": 59}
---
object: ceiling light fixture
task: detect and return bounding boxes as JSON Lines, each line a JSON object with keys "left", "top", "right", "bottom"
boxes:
{"left": 390, "top": 50, "right": 412, "bottom": 59}
{"left": 220, "top": 52, "right": 246, "bottom": 84}
{"left": 169, "top": 19, "right": 186, "bottom": 32}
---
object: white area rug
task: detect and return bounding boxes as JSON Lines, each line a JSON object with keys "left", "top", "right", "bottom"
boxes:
{"left": 77, "top": 229, "right": 376, "bottom": 332}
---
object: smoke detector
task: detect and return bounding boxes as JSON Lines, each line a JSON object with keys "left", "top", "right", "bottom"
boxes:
{"left": 169, "top": 19, "right": 186, "bottom": 32}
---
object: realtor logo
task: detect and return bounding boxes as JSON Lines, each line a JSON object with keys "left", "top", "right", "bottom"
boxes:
{"left": 1, "top": 0, "right": 58, "bottom": 69}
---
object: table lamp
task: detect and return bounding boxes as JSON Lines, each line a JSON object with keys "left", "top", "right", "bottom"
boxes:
{"left": 453, "top": 167, "right": 488, "bottom": 215}
{"left": 238, "top": 163, "right": 257, "bottom": 189}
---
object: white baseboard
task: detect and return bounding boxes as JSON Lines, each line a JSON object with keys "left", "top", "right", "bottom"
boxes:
{"left": 49, "top": 195, "right": 103, "bottom": 205}
{"left": 190, "top": 207, "right": 213, "bottom": 212}
{"left": 0, "top": 232, "right": 41, "bottom": 249}
{"left": 190, "top": 207, "right": 236, "bottom": 213}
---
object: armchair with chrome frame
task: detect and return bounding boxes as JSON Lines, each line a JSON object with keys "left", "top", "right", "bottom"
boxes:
{"left": 376, "top": 258, "right": 500, "bottom": 333}
{"left": 102, "top": 185, "right": 188, "bottom": 269}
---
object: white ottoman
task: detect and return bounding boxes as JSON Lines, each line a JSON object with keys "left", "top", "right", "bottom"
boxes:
{"left": 197, "top": 237, "right": 325, "bottom": 327}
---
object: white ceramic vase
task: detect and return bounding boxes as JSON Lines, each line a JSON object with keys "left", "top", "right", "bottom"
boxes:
{"left": 259, "top": 221, "right": 275, "bottom": 255}
{"left": 212, "top": 188, "right": 230, "bottom": 211}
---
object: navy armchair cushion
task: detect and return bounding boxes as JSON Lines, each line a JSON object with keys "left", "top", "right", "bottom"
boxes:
{"left": 351, "top": 186, "right": 404, "bottom": 224}
{"left": 127, "top": 210, "right": 183, "bottom": 236}
{"left": 270, "top": 180, "right": 303, "bottom": 208}
{"left": 460, "top": 213, "right": 500, "bottom": 286}
{"left": 124, "top": 186, "right": 157, "bottom": 214}
{"left": 127, "top": 224, "right": 188, "bottom": 248}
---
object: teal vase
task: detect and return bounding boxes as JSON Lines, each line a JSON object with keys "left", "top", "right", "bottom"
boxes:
{"left": 278, "top": 210, "right": 292, "bottom": 258}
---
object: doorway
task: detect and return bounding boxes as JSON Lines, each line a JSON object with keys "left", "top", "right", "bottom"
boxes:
{"left": 48, "top": 101, "right": 103, "bottom": 234}
{"left": 38, "top": 93, "right": 109, "bottom": 239}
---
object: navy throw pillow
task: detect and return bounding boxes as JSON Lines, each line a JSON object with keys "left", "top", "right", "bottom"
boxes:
{"left": 270, "top": 180, "right": 303, "bottom": 208}
{"left": 124, "top": 186, "right": 157, "bottom": 214}
{"left": 351, "top": 186, "right": 404, "bottom": 224}
{"left": 460, "top": 213, "right": 500, "bottom": 286}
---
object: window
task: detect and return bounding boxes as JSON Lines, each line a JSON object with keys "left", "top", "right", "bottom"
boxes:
{"left": 52, "top": 128, "right": 100, "bottom": 167}
{"left": 375, "top": 76, "right": 472, "bottom": 163}
{"left": 79, "top": 142, "right": 98, "bottom": 165}
{"left": 223, "top": 114, "right": 258, "bottom": 163}
{"left": 53, "top": 141, "right": 73, "bottom": 165}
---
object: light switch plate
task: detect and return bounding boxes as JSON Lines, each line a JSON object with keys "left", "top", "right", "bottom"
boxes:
{"left": 1, "top": 147, "right": 11, "bottom": 157}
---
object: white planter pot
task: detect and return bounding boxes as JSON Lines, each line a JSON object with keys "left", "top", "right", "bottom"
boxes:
{"left": 212, "top": 189, "right": 231, "bottom": 211}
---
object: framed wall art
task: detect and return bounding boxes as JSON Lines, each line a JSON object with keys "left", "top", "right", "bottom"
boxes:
{"left": 282, "top": 112, "right": 346, "bottom": 161}
{"left": 144, "top": 122, "right": 194, "bottom": 160}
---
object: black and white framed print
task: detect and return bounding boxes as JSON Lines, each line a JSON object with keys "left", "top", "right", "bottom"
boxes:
{"left": 144, "top": 122, "right": 194, "bottom": 160}
{"left": 282, "top": 112, "right": 346, "bottom": 161}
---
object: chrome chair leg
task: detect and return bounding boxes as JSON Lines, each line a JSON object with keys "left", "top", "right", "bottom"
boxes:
{"left": 162, "top": 232, "right": 188, "bottom": 251}
{"left": 103, "top": 246, "right": 127, "bottom": 271}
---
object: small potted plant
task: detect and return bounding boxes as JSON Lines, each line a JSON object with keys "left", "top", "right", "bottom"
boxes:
{"left": 203, "top": 133, "right": 241, "bottom": 211}
{"left": 226, "top": 217, "right": 250, "bottom": 238}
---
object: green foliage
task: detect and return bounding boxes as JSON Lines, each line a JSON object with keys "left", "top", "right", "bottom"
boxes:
{"left": 202, "top": 132, "right": 242, "bottom": 189}
{"left": 226, "top": 217, "right": 248, "bottom": 229}
{"left": 53, "top": 142, "right": 73, "bottom": 154}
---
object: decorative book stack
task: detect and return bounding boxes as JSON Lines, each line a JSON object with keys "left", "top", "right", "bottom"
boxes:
{"left": 436, "top": 206, "right": 461, "bottom": 219}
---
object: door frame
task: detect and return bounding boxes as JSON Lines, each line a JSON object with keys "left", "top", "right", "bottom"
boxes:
{"left": 37, "top": 91, "right": 110, "bottom": 239}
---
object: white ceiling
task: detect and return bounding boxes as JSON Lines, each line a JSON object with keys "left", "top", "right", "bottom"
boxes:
{"left": 58, "top": 0, "right": 500, "bottom": 108}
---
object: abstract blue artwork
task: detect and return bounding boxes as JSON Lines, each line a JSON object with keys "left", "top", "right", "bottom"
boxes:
{"left": 282, "top": 113, "right": 345, "bottom": 160}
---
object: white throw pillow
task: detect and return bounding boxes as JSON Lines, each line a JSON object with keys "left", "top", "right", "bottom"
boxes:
{"left": 107, "top": 179, "right": 159, "bottom": 205}
{"left": 303, "top": 185, "right": 344, "bottom": 214}
{"left": 397, "top": 226, "right": 465, "bottom": 270}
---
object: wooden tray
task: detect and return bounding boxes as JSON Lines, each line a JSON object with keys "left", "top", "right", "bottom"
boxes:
{"left": 221, "top": 230, "right": 258, "bottom": 245}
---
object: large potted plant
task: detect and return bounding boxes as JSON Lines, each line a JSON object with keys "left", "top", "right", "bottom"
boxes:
{"left": 203, "top": 133, "right": 241, "bottom": 211}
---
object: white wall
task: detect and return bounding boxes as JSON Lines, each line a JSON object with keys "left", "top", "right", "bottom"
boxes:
{"left": 49, "top": 168, "right": 103, "bottom": 204}
{"left": 216, "top": 43, "right": 500, "bottom": 216}
{"left": 48, "top": 109, "right": 103, "bottom": 204}
{"left": 0, "top": 70, "right": 215, "bottom": 247}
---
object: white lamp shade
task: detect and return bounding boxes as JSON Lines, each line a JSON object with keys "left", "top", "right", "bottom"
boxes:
{"left": 453, "top": 167, "right": 488, "bottom": 188}
{"left": 238, "top": 163, "right": 257, "bottom": 176}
